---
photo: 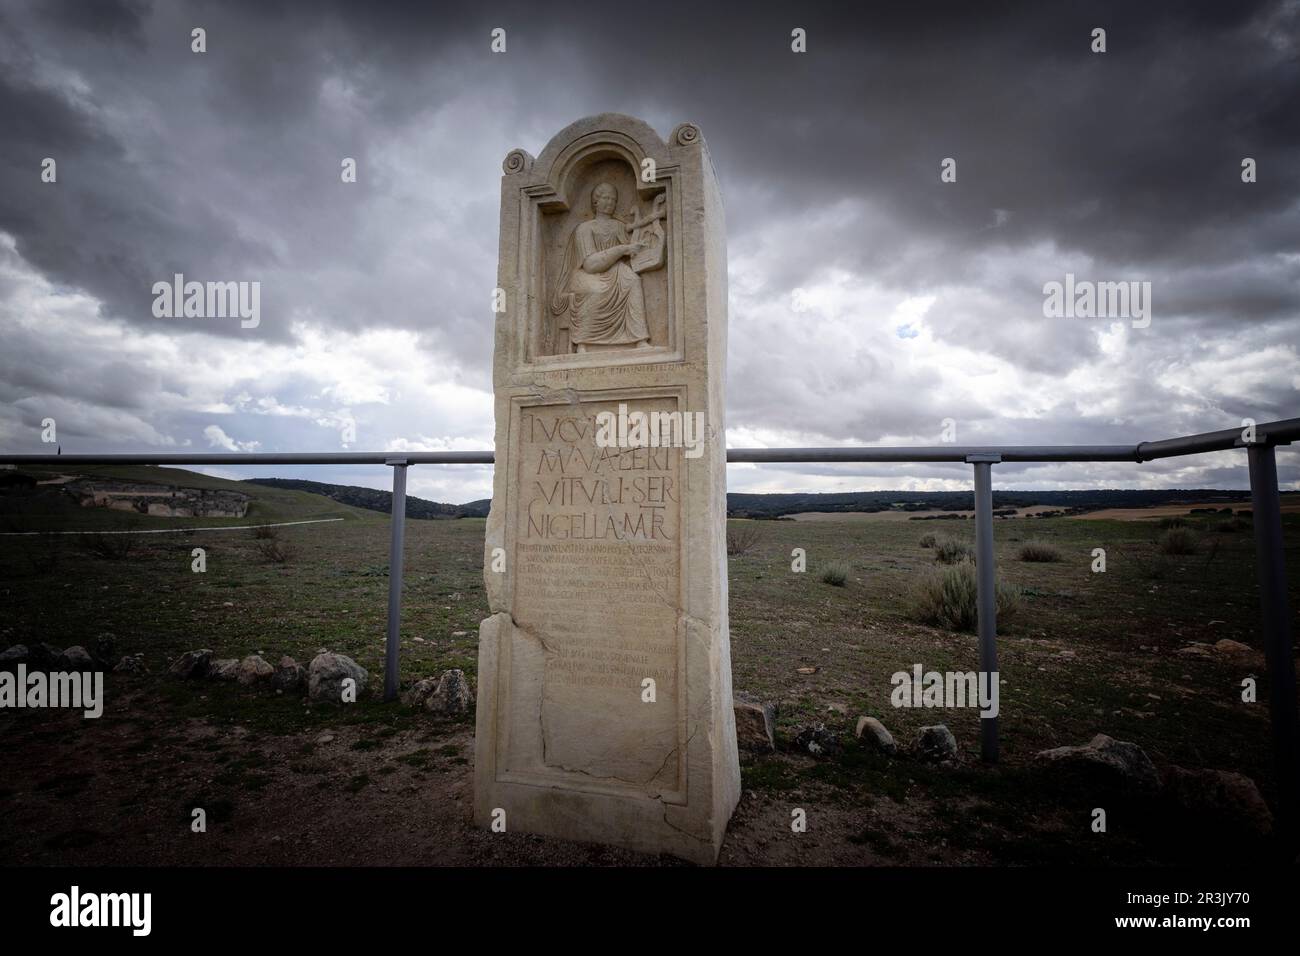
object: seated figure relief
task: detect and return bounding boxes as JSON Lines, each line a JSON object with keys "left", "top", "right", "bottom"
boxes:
{"left": 549, "top": 182, "right": 666, "bottom": 353}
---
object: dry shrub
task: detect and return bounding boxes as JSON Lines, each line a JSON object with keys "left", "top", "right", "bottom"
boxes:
{"left": 1018, "top": 539, "right": 1062, "bottom": 562}
{"left": 82, "top": 530, "right": 136, "bottom": 560}
{"left": 1158, "top": 527, "right": 1198, "bottom": 555}
{"left": 908, "top": 561, "right": 1021, "bottom": 632}
{"left": 933, "top": 537, "right": 974, "bottom": 565}
{"left": 819, "top": 561, "right": 849, "bottom": 587}
{"left": 257, "top": 537, "right": 297, "bottom": 564}
{"left": 726, "top": 522, "right": 763, "bottom": 556}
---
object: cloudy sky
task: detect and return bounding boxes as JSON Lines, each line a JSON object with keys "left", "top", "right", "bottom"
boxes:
{"left": 1, "top": 0, "right": 1297, "bottom": 503}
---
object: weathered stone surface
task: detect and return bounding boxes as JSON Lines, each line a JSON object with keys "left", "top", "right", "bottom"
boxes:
{"left": 402, "top": 676, "right": 438, "bottom": 709}
{"left": 169, "top": 648, "right": 213, "bottom": 680}
{"left": 59, "top": 646, "right": 96, "bottom": 671}
{"left": 63, "top": 478, "right": 249, "bottom": 517}
{"left": 1161, "top": 766, "right": 1273, "bottom": 837}
{"left": 794, "top": 723, "right": 840, "bottom": 757}
{"left": 425, "top": 669, "right": 474, "bottom": 716}
{"left": 1035, "top": 733, "right": 1159, "bottom": 793}
{"left": 272, "top": 656, "right": 306, "bottom": 692}
{"left": 236, "top": 654, "right": 274, "bottom": 685}
{"left": 475, "top": 114, "right": 739, "bottom": 865}
{"left": 1212, "top": 638, "right": 1264, "bottom": 667}
{"left": 734, "top": 697, "right": 776, "bottom": 753}
{"left": 308, "top": 652, "right": 367, "bottom": 704}
{"left": 913, "top": 725, "right": 959, "bottom": 763}
{"left": 209, "top": 659, "right": 240, "bottom": 681}
{"left": 855, "top": 716, "right": 897, "bottom": 755}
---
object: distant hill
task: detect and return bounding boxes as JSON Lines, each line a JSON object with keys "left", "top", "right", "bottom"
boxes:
{"left": 725, "top": 488, "right": 1253, "bottom": 518}
{"left": 245, "top": 481, "right": 1254, "bottom": 520}
{"left": 1, "top": 464, "right": 375, "bottom": 532}
{"left": 244, "top": 478, "right": 490, "bottom": 519}
{"left": 245, "top": 481, "right": 1253, "bottom": 520}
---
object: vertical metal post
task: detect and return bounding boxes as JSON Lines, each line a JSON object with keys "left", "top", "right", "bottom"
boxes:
{"left": 384, "top": 460, "right": 409, "bottom": 703}
{"left": 969, "top": 455, "right": 1001, "bottom": 763}
{"left": 1247, "top": 442, "right": 1298, "bottom": 846}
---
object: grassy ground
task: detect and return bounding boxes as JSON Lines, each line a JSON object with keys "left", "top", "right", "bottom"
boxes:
{"left": 1, "top": 490, "right": 1297, "bottom": 865}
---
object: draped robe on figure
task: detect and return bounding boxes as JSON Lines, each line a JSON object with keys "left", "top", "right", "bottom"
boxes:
{"left": 551, "top": 217, "right": 650, "bottom": 347}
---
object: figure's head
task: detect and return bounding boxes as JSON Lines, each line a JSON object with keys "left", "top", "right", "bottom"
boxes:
{"left": 591, "top": 182, "right": 618, "bottom": 215}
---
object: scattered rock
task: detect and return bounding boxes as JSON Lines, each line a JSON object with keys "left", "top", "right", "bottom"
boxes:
{"left": 793, "top": 722, "right": 839, "bottom": 757}
{"left": 316, "top": 733, "right": 335, "bottom": 745}
{"left": 209, "top": 659, "right": 240, "bottom": 681}
{"left": 1212, "top": 639, "right": 1264, "bottom": 667}
{"left": 1161, "top": 766, "right": 1273, "bottom": 838}
{"left": 0, "top": 644, "right": 29, "bottom": 671}
{"left": 113, "top": 653, "right": 147, "bottom": 673}
{"left": 169, "top": 648, "right": 213, "bottom": 680}
{"left": 855, "top": 716, "right": 897, "bottom": 755}
{"left": 1034, "top": 733, "right": 1159, "bottom": 794}
{"left": 58, "top": 646, "right": 96, "bottom": 671}
{"left": 1213, "top": 638, "right": 1253, "bottom": 655}
{"left": 402, "top": 677, "right": 438, "bottom": 709}
{"left": 236, "top": 654, "right": 274, "bottom": 685}
{"left": 826, "top": 702, "right": 848, "bottom": 715}
{"left": 796, "top": 666, "right": 818, "bottom": 675}
{"left": 912, "top": 724, "right": 958, "bottom": 763}
{"left": 425, "top": 669, "right": 474, "bottom": 716}
{"left": 272, "top": 656, "right": 306, "bottom": 693}
{"left": 308, "top": 652, "right": 368, "bottom": 704}
{"left": 733, "top": 696, "right": 776, "bottom": 753}
{"left": 1175, "top": 643, "right": 1215, "bottom": 660}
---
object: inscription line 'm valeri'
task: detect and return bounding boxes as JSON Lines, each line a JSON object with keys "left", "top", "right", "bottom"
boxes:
{"left": 475, "top": 114, "right": 739, "bottom": 864}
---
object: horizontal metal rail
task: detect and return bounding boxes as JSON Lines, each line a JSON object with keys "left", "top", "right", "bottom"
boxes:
{"left": 2, "top": 415, "right": 1296, "bottom": 847}
{"left": 4, "top": 417, "right": 1295, "bottom": 467}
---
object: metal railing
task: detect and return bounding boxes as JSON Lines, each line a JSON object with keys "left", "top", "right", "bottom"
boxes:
{"left": 5, "top": 416, "right": 1298, "bottom": 840}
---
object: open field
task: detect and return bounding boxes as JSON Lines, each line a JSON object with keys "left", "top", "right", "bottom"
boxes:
{"left": 788, "top": 506, "right": 1062, "bottom": 522}
{"left": 1, "top": 489, "right": 1298, "bottom": 865}
{"left": 1075, "top": 494, "right": 1300, "bottom": 522}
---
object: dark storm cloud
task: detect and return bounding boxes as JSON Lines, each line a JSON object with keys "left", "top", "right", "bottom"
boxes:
{"left": 0, "top": 0, "right": 1295, "bottom": 489}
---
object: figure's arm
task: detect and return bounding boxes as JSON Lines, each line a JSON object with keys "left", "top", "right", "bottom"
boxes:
{"left": 626, "top": 206, "right": 667, "bottom": 230}
{"left": 582, "top": 244, "right": 638, "bottom": 273}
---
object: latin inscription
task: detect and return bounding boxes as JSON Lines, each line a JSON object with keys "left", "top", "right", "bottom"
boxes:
{"left": 511, "top": 398, "right": 682, "bottom": 787}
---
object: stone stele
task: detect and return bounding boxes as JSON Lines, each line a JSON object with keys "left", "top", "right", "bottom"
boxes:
{"left": 474, "top": 114, "right": 740, "bottom": 863}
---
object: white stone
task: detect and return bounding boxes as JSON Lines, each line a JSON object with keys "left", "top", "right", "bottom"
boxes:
{"left": 474, "top": 114, "right": 739, "bottom": 864}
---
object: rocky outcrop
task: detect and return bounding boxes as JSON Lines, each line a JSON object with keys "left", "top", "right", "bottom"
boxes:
{"left": 1161, "top": 766, "right": 1273, "bottom": 838}
{"left": 63, "top": 479, "right": 249, "bottom": 518}
{"left": 912, "top": 724, "right": 958, "bottom": 763}
{"left": 404, "top": 669, "right": 474, "bottom": 715}
{"left": 734, "top": 696, "right": 777, "bottom": 753}
{"left": 1035, "top": 733, "right": 1159, "bottom": 794}
{"left": 272, "top": 656, "right": 306, "bottom": 693}
{"left": 308, "top": 652, "right": 368, "bottom": 704}
{"left": 209, "top": 659, "right": 240, "bottom": 681}
{"left": 236, "top": 654, "right": 274, "bottom": 685}
{"left": 793, "top": 723, "right": 840, "bottom": 757}
{"left": 169, "top": 649, "right": 213, "bottom": 680}
{"left": 855, "top": 716, "right": 897, "bottom": 755}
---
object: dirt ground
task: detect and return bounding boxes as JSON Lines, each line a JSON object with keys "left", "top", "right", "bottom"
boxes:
{"left": 1, "top": 508, "right": 1296, "bottom": 866}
